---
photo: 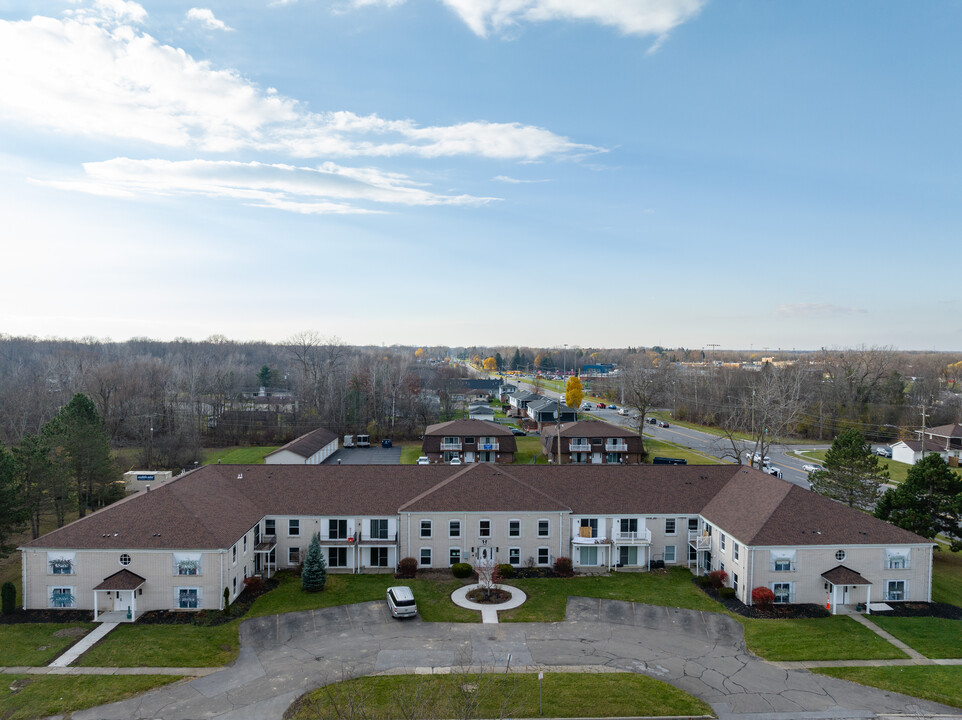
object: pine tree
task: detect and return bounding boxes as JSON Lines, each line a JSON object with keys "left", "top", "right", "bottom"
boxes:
{"left": 876, "top": 454, "right": 962, "bottom": 550}
{"left": 301, "top": 534, "right": 328, "bottom": 592}
{"left": 809, "top": 429, "right": 887, "bottom": 509}
{"left": 0, "top": 447, "right": 27, "bottom": 555}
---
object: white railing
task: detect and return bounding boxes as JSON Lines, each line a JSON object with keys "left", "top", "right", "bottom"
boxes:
{"left": 477, "top": 442, "right": 499, "bottom": 451}
{"left": 688, "top": 530, "right": 711, "bottom": 551}
{"left": 440, "top": 442, "right": 462, "bottom": 450}
{"left": 569, "top": 442, "right": 591, "bottom": 451}
{"left": 613, "top": 529, "right": 652, "bottom": 544}
{"left": 605, "top": 442, "right": 628, "bottom": 451}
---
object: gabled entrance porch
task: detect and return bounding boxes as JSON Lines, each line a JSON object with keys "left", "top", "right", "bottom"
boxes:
{"left": 93, "top": 569, "right": 146, "bottom": 622}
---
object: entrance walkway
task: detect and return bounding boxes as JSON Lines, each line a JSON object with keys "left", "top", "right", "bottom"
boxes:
{"left": 48, "top": 622, "right": 120, "bottom": 668}
{"left": 849, "top": 612, "right": 927, "bottom": 660}
{"left": 450, "top": 583, "right": 527, "bottom": 623}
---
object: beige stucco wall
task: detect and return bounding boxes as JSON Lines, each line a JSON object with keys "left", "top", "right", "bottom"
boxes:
{"left": 399, "top": 511, "right": 569, "bottom": 569}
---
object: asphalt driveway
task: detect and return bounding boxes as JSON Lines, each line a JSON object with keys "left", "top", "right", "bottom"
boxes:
{"left": 323, "top": 446, "right": 401, "bottom": 464}
{"left": 75, "top": 598, "right": 959, "bottom": 720}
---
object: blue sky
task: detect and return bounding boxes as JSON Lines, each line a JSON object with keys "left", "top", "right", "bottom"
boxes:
{"left": 1, "top": 0, "right": 959, "bottom": 350}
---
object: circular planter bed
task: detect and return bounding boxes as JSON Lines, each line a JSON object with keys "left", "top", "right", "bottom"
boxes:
{"left": 465, "top": 588, "right": 513, "bottom": 604}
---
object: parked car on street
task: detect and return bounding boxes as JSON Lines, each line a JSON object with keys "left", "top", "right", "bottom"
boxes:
{"left": 803, "top": 464, "right": 825, "bottom": 473}
{"left": 608, "top": 404, "right": 618, "bottom": 410}
{"left": 449, "top": 457, "right": 462, "bottom": 465}
{"left": 381, "top": 438, "right": 393, "bottom": 448}
{"left": 618, "top": 407, "right": 629, "bottom": 416}
{"left": 386, "top": 586, "right": 417, "bottom": 618}
{"left": 876, "top": 446, "right": 893, "bottom": 458}
{"left": 647, "top": 417, "right": 658, "bottom": 425}
{"left": 511, "top": 427, "right": 526, "bottom": 436}
{"left": 659, "top": 421, "right": 670, "bottom": 428}
{"left": 416, "top": 456, "right": 429, "bottom": 465}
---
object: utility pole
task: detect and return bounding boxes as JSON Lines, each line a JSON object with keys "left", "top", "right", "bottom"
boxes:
{"left": 919, "top": 404, "right": 927, "bottom": 459}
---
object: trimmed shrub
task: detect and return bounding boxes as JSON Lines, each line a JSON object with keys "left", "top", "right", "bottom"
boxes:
{"left": 397, "top": 556, "right": 418, "bottom": 579}
{"left": 223, "top": 587, "right": 230, "bottom": 615}
{"left": 708, "top": 570, "right": 728, "bottom": 589}
{"left": 1, "top": 581, "right": 15, "bottom": 615}
{"left": 497, "top": 563, "right": 515, "bottom": 579}
{"left": 694, "top": 574, "right": 713, "bottom": 588}
{"left": 553, "top": 556, "right": 574, "bottom": 577}
{"left": 451, "top": 562, "right": 473, "bottom": 579}
{"left": 752, "top": 586, "right": 775, "bottom": 610}
{"left": 243, "top": 576, "right": 263, "bottom": 594}
{"left": 719, "top": 587, "right": 736, "bottom": 599}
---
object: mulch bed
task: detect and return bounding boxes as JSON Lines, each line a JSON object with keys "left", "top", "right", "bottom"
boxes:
{"left": 139, "top": 577, "right": 279, "bottom": 626}
{"left": 868, "top": 602, "right": 962, "bottom": 620}
{"left": 465, "top": 588, "right": 512, "bottom": 604}
{"left": 693, "top": 577, "right": 830, "bottom": 619}
{"left": 0, "top": 609, "right": 92, "bottom": 625}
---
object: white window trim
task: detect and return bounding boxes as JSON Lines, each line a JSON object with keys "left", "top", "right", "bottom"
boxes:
{"left": 508, "top": 519, "right": 521, "bottom": 538}
{"left": 175, "top": 586, "right": 202, "bottom": 609}
{"left": 420, "top": 520, "right": 433, "bottom": 539}
{"left": 420, "top": 547, "right": 433, "bottom": 568}
{"left": 733, "top": 543, "right": 740, "bottom": 561}
{"left": 885, "top": 579, "right": 907, "bottom": 601}
{"left": 479, "top": 518, "right": 492, "bottom": 538}
{"left": 538, "top": 518, "right": 551, "bottom": 538}
{"left": 288, "top": 547, "right": 300, "bottom": 565}
{"left": 772, "top": 581, "right": 794, "bottom": 604}
{"left": 49, "top": 585, "right": 76, "bottom": 608}
{"left": 288, "top": 519, "right": 300, "bottom": 537}
{"left": 449, "top": 519, "right": 461, "bottom": 538}
{"left": 665, "top": 518, "right": 677, "bottom": 536}
{"left": 664, "top": 545, "right": 676, "bottom": 563}
{"left": 537, "top": 546, "right": 551, "bottom": 566}
{"left": 508, "top": 547, "right": 521, "bottom": 565}
{"left": 448, "top": 547, "right": 462, "bottom": 566}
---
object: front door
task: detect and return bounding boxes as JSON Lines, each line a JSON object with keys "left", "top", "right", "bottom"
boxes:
{"left": 841, "top": 586, "right": 849, "bottom": 605}
{"left": 592, "top": 452, "right": 602, "bottom": 464}
{"left": 465, "top": 452, "right": 475, "bottom": 463}
{"left": 113, "top": 591, "right": 127, "bottom": 612}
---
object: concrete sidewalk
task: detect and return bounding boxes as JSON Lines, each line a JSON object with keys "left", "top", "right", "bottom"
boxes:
{"left": 848, "top": 613, "right": 927, "bottom": 659}
{"left": 48, "top": 621, "right": 119, "bottom": 667}
{"left": 1, "top": 665, "right": 223, "bottom": 676}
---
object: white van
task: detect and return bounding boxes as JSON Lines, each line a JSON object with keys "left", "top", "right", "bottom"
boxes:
{"left": 386, "top": 586, "right": 417, "bottom": 618}
{"left": 343, "top": 435, "right": 354, "bottom": 448}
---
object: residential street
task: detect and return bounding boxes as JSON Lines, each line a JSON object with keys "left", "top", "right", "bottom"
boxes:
{"left": 73, "top": 599, "right": 958, "bottom": 720}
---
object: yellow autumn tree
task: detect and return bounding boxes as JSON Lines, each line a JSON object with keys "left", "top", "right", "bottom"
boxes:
{"left": 565, "top": 376, "right": 584, "bottom": 410}
{"left": 483, "top": 356, "right": 497, "bottom": 371}
{"left": 414, "top": 347, "right": 425, "bottom": 359}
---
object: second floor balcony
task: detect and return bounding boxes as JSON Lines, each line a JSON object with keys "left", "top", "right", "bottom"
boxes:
{"left": 605, "top": 441, "right": 628, "bottom": 452}
{"left": 688, "top": 530, "right": 711, "bottom": 551}
{"left": 612, "top": 528, "right": 652, "bottom": 544}
{"left": 440, "top": 441, "right": 462, "bottom": 450}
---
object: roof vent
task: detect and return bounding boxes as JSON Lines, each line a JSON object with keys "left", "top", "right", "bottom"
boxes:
{"left": 237, "top": 473, "right": 243, "bottom": 479}
{"left": 113, "top": 532, "right": 119, "bottom": 537}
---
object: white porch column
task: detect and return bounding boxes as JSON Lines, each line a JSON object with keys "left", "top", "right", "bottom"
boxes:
{"left": 93, "top": 590, "right": 99, "bottom": 621}
{"left": 866, "top": 584, "right": 871, "bottom": 615}
{"left": 831, "top": 585, "right": 838, "bottom": 615}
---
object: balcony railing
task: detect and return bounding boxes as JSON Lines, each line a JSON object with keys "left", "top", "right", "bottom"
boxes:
{"left": 477, "top": 442, "right": 499, "bottom": 451}
{"left": 605, "top": 442, "right": 628, "bottom": 451}
{"left": 440, "top": 442, "right": 462, "bottom": 450}
{"left": 688, "top": 530, "right": 711, "bottom": 551}
{"left": 613, "top": 528, "right": 652, "bottom": 544}
{"left": 569, "top": 442, "right": 591, "bottom": 451}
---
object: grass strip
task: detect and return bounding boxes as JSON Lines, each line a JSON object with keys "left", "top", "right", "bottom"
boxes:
{"left": 933, "top": 550, "right": 962, "bottom": 606}
{"left": 0, "top": 674, "right": 182, "bottom": 720}
{"left": 740, "top": 616, "right": 908, "bottom": 661}
{"left": 866, "top": 616, "right": 962, "bottom": 658}
{"left": 76, "top": 621, "right": 240, "bottom": 667}
{"left": 287, "top": 672, "right": 713, "bottom": 719}
{"left": 815, "top": 666, "right": 962, "bottom": 709}
{"left": 0, "top": 622, "right": 95, "bottom": 666}
{"left": 201, "top": 446, "right": 279, "bottom": 464}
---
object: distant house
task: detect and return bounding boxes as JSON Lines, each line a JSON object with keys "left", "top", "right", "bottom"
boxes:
{"left": 919, "top": 423, "right": 962, "bottom": 465}
{"left": 265, "top": 427, "right": 339, "bottom": 465}
{"left": 508, "top": 390, "right": 539, "bottom": 416}
{"left": 422, "top": 419, "right": 517, "bottom": 464}
{"left": 542, "top": 420, "right": 643, "bottom": 465}
{"left": 891, "top": 438, "right": 952, "bottom": 466}
{"left": 468, "top": 403, "right": 496, "bottom": 421}
{"left": 526, "top": 398, "right": 578, "bottom": 429}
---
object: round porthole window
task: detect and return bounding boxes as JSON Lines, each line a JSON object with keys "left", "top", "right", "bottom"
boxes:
{"left": 119, "top": 553, "right": 132, "bottom": 566}
{"left": 835, "top": 550, "right": 846, "bottom": 562}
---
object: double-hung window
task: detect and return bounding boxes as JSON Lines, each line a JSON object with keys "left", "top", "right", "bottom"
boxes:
{"left": 178, "top": 588, "right": 199, "bottom": 609}
{"left": 664, "top": 545, "right": 676, "bottom": 563}
{"left": 665, "top": 518, "right": 676, "bottom": 535}
{"left": 420, "top": 548, "right": 432, "bottom": 567}
{"left": 508, "top": 520, "right": 520, "bottom": 537}
{"left": 370, "top": 519, "right": 389, "bottom": 540}
{"left": 50, "top": 587, "right": 75, "bottom": 608}
{"left": 733, "top": 543, "right": 740, "bottom": 561}
{"left": 885, "top": 580, "right": 906, "bottom": 601}
{"left": 772, "top": 582, "right": 792, "bottom": 604}
{"left": 329, "top": 519, "right": 348, "bottom": 540}
{"left": 449, "top": 548, "right": 461, "bottom": 565}
{"left": 479, "top": 519, "right": 491, "bottom": 538}
{"left": 420, "top": 520, "right": 432, "bottom": 538}
{"left": 265, "top": 518, "right": 276, "bottom": 536}
{"left": 449, "top": 520, "right": 461, "bottom": 538}
{"left": 538, "top": 519, "right": 550, "bottom": 537}
{"left": 289, "top": 519, "right": 300, "bottom": 537}
{"left": 537, "top": 547, "right": 550, "bottom": 565}
{"left": 509, "top": 548, "right": 520, "bottom": 565}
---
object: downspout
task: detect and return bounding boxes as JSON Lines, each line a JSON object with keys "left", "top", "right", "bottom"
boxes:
{"left": 21, "top": 550, "right": 27, "bottom": 611}
{"left": 406, "top": 513, "right": 410, "bottom": 564}
{"left": 559, "top": 511, "right": 563, "bottom": 561}
{"left": 220, "top": 551, "right": 224, "bottom": 611}
{"left": 748, "top": 548, "right": 754, "bottom": 606}
{"left": 927, "top": 544, "right": 933, "bottom": 602}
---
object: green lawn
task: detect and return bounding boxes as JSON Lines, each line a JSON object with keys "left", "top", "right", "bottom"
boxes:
{"left": 0, "top": 675, "right": 182, "bottom": 720}
{"left": 76, "top": 621, "right": 240, "bottom": 667}
{"left": 866, "top": 616, "right": 962, "bottom": 658}
{"left": 500, "top": 567, "right": 721, "bottom": 622}
{"left": 513, "top": 435, "right": 547, "bottom": 464}
{"left": 399, "top": 441, "right": 424, "bottom": 464}
{"left": 799, "top": 450, "right": 911, "bottom": 484}
{"left": 741, "top": 616, "right": 908, "bottom": 661}
{"left": 200, "top": 446, "right": 279, "bottom": 464}
{"left": 933, "top": 549, "right": 962, "bottom": 606}
{"left": 815, "top": 666, "right": 962, "bottom": 709}
{"left": 0, "top": 622, "right": 95, "bottom": 666}
{"left": 248, "top": 570, "right": 477, "bottom": 622}
{"left": 288, "top": 672, "right": 712, "bottom": 720}
{"left": 643, "top": 437, "right": 727, "bottom": 465}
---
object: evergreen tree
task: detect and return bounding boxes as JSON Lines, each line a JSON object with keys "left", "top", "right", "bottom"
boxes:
{"left": 0, "top": 447, "right": 27, "bottom": 556}
{"left": 494, "top": 352, "right": 503, "bottom": 371}
{"left": 875, "top": 454, "right": 962, "bottom": 550}
{"left": 511, "top": 349, "right": 521, "bottom": 371}
{"left": 43, "top": 393, "right": 117, "bottom": 517}
{"left": 809, "top": 429, "right": 887, "bottom": 509}
{"left": 301, "top": 534, "right": 328, "bottom": 592}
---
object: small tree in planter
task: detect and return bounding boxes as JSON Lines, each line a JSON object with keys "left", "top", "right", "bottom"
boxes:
{"left": 302, "top": 534, "right": 328, "bottom": 592}
{"left": 752, "top": 586, "right": 775, "bottom": 611}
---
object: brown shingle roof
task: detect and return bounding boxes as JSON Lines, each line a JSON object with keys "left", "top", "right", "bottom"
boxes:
{"left": 94, "top": 569, "right": 146, "bottom": 591}
{"left": 400, "top": 464, "right": 570, "bottom": 513}
{"left": 821, "top": 565, "right": 871, "bottom": 585}
{"left": 542, "top": 420, "right": 638, "bottom": 440}
{"left": 265, "top": 427, "right": 339, "bottom": 460}
{"left": 923, "top": 423, "right": 962, "bottom": 439}
{"left": 422, "top": 420, "right": 517, "bottom": 455}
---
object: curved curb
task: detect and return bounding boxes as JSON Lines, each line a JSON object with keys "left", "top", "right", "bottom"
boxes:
{"left": 451, "top": 584, "right": 527, "bottom": 623}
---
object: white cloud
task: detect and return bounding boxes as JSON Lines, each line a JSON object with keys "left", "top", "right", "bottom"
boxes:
{"left": 186, "top": 8, "right": 232, "bottom": 32}
{"left": 439, "top": 0, "right": 705, "bottom": 39}
{"left": 493, "top": 174, "right": 549, "bottom": 183}
{"left": 35, "top": 158, "right": 497, "bottom": 214}
{"left": 0, "top": 12, "right": 597, "bottom": 161}
{"left": 775, "top": 303, "right": 868, "bottom": 318}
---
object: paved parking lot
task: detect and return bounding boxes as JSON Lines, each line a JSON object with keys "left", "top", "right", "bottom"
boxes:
{"left": 75, "top": 598, "right": 958, "bottom": 720}
{"left": 323, "top": 447, "right": 401, "bottom": 464}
